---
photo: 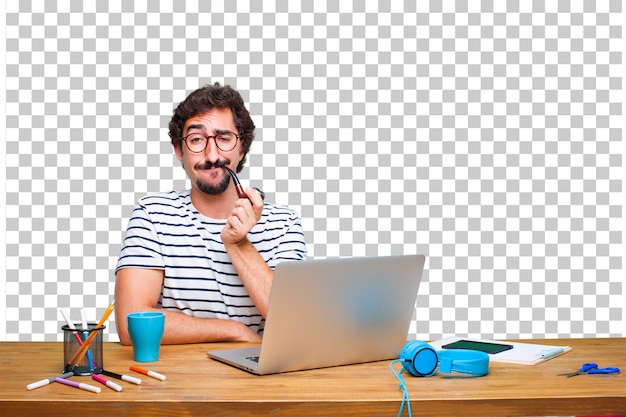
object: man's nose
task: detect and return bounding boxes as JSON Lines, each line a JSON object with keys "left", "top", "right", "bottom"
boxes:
{"left": 203, "top": 137, "right": 221, "bottom": 159}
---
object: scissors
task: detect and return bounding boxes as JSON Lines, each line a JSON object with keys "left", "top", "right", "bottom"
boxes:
{"left": 559, "top": 362, "right": 620, "bottom": 378}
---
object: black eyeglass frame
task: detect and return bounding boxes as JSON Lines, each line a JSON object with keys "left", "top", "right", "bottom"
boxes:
{"left": 181, "top": 131, "right": 240, "bottom": 153}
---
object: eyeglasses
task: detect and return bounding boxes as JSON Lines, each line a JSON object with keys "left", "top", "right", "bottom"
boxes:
{"left": 182, "top": 131, "right": 239, "bottom": 153}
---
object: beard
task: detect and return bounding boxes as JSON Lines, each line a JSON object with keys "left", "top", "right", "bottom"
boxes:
{"left": 197, "top": 174, "right": 230, "bottom": 195}
{"left": 194, "top": 159, "right": 232, "bottom": 195}
{"left": 186, "top": 159, "right": 232, "bottom": 196}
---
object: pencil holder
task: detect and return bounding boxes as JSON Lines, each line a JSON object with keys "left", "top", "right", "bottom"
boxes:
{"left": 62, "top": 323, "right": 105, "bottom": 375}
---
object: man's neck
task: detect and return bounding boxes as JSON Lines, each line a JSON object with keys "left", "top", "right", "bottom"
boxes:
{"left": 189, "top": 186, "right": 239, "bottom": 219}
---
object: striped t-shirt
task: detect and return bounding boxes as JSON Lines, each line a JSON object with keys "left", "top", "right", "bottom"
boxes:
{"left": 116, "top": 190, "right": 307, "bottom": 333}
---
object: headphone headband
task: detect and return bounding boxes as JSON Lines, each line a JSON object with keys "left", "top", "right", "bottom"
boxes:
{"left": 399, "top": 340, "right": 489, "bottom": 377}
{"left": 437, "top": 349, "right": 489, "bottom": 375}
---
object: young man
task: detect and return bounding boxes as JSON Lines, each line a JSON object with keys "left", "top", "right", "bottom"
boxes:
{"left": 115, "top": 83, "right": 307, "bottom": 345}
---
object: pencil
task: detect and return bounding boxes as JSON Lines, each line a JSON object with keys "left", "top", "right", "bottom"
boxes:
{"left": 67, "top": 300, "right": 115, "bottom": 370}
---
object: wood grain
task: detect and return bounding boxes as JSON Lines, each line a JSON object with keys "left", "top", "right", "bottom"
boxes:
{"left": 1, "top": 338, "right": 624, "bottom": 416}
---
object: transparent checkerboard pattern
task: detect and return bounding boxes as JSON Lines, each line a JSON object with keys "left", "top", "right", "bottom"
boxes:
{"left": 4, "top": 1, "right": 622, "bottom": 341}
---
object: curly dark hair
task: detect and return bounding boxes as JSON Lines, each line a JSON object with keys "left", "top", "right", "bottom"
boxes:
{"left": 168, "top": 82, "right": 255, "bottom": 173}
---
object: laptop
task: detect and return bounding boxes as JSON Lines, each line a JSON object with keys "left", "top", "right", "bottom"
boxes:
{"left": 207, "top": 254, "right": 426, "bottom": 375}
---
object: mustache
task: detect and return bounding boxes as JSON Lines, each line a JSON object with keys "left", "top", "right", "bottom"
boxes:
{"left": 194, "top": 159, "right": 230, "bottom": 170}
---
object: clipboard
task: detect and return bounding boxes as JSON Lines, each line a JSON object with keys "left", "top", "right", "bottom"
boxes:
{"left": 429, "top": 336, "right": 572, "bottom": 365}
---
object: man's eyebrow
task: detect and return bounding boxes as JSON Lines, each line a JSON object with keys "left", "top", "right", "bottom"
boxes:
{"left": 184, "top": 125, "right": 234, "bottom": 134}
{"left": 185, "top": 124, "right": 204, "bottom": 132}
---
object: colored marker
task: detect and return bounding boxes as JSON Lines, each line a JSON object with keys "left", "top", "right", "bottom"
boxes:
{"left": 80, "top": 308, "right": 96, "bottom": 371}
{"left": 59, "top": 308, "right": 84, "bottom": 346}
{"left": 55, "top": 377, "right": 101, "bottom": 394}
{"left": 130, "top": 365, "right": 166, "bottom": 381}
{"left": 540, "top": 348, "right": 564, "bottom": 359}
{"left": 68, "top": 300, "right": 114, "bottom": 371}
{"left": 26, "top": 371, "right": 74, "bottom": 391}
{"left": 92, "top": 374, "right": 123, "bottom": 392}
{"left": 101, "top": 369, "right": 142, "bottom": 385}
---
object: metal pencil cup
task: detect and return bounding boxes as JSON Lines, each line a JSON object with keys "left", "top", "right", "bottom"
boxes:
{"left": 62, "top": 323, "right": 105, "bottom": 375}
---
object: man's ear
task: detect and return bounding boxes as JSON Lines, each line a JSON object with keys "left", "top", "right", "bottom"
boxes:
{"left": 237, "top": 152, "right": 247, "bottom": 173}
{"left": 173, "top": 142, "right": 184, "bottom": 161}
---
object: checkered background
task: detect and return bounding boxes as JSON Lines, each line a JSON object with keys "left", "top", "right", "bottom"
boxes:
{"left": 3, "top": 1, "right": 623, "bottom": 342}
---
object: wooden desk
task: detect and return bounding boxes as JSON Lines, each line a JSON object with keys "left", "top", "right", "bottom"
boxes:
{"left": 1, "top": 339, "right": 624, "bottom": 416}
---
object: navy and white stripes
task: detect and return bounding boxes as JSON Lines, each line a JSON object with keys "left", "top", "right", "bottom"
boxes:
{"left": 116, "top": 190, "right": 307, "bottom": 333}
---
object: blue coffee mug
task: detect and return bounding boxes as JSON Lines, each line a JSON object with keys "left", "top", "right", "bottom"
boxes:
{"left": 127, "top": 312, "right": 165, "bottom": 362}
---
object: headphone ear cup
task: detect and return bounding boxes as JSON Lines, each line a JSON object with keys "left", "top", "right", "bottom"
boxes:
{"left": 400, "top": 341, "right": 439, "bottom": 377}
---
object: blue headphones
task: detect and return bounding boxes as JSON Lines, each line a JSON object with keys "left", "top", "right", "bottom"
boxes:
{"left": 399, "top": 340, "right": 489, "bottom": 377}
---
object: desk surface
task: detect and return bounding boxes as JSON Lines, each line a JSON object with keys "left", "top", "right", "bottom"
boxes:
{"left": 1, "top": 338, "right": 624, "bottom": 417}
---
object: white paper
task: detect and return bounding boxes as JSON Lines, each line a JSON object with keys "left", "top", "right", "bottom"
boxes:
{"left": 429, "top": 336, "right": 572, "bottom": 365}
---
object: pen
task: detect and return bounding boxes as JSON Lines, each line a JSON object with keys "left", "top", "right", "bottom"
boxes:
{"left": 80, "top": 308, "right": 96, "bottom": 371}
{"left": 26, "top": 371, "right": 74, "bottom": 391}
{"left": 55, "top": 377, "right": 101, "bottom": 394}
{"left": 540, "top": 348, "right": 564, "bottom": 359}
{"left": 68, "top": 300, "right": 115, "bottom": 370}
{"left": 92, "top": 374, "right": 123, "bottom": 392}
{"left": 130, "top": 365, "right": 166, "bottom": 381}
{"left": 101, "top": 369, "right": 142, "bottom": 385}
{"left": 59, "top": 308, "right": 84, "bottom": 346}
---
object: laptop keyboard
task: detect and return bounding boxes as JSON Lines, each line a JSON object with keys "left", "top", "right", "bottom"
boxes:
{"left": 246, "top": 356, "right": 259, "bottom": 363}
